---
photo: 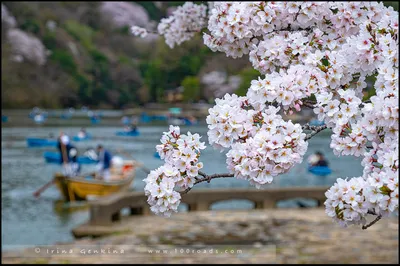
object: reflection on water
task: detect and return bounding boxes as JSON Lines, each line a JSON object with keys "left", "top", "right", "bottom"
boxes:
{"left": 1, "top": 115, "right": 364, "bottom": 248}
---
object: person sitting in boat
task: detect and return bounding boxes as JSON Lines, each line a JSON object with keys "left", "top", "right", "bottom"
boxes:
{"left": 96, "top": 145, "right": 112, "bottom": 181}
{"left": 309, "top": 151, "right": 329, "bottom": 167}
{"left": 77, "top": 127, "right": 87, "bottom": 139}
{"left": 124, "top": 117, "right": 138, "bottom": 132}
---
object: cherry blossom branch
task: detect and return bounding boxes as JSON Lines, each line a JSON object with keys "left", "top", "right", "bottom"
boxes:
{"left": 302, "top": 124, "right": 328, "bottom": 140}
{"left": 362, "top": 210, "right": 383, "bottom": 230}
{"left": 181, "top": 172, "right": 235, "bottom": 194}
{"left": 181, "top": 124, "right": 327, "bottom": 194}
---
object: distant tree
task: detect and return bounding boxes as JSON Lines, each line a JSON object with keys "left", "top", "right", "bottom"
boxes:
{"left": 182, "top": 76, "right": 201, "bottom": 102}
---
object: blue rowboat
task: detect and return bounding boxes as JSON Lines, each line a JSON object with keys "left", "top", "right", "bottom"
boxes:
{"left": 27, "top": 138, "right": 57, "bottom": 147}
{"left": 140, "top": 113, "right": 151, "bottom": 123}
{"left": 43, "top": 151, "right": 98, "bottom": 164}
{"left": 154, "top": 152, "right": 161, "bottom": 159}
{"left": 116, "top": 130, "right": 140, "bottom": 137}
{"left": 72, "top": 134, "right": 91, "bottom": 141}
{"left": 90, "top": 117, "right": 100, "bottom": 124}
{"left": 308, "top": 166, "right": 332, "bottom": 176}
{"left": 2, "top": 115, "right": 8, "bottom": 122}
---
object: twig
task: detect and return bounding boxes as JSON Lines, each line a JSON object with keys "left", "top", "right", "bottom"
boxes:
{"left": 302, "top": 100, "right": 317, "bottom": 108}
{"left": 362, "top": 214, "right": 382, "bottom": 230}
{"left": 181, "top": 172, "right": 234, "bottom": 194}
{"left": 302, "top": 124, "right": 328, "bottom": 140}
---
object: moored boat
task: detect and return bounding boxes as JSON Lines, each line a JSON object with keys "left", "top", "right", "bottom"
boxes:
{"left": 115, "top": 130, "right": 140, "bottom": 137}
{"left": 44, "top": 151, "right": 98, "bottom": 164}
{"left": 53, "top": 161, "right": 136, "bottom": 201}
{"left": 308, "top": 166, "right": 332, "bottom": 176}
{"left": 72, "top": 134, "right": 91, "bottom": 141}
{"left": 27, "top": 138, "right": 58, "bottom": 147}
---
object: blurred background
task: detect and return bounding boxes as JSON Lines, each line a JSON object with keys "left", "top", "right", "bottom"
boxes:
{"left": 1, "top": 1, "right": 399, "bottom": 263}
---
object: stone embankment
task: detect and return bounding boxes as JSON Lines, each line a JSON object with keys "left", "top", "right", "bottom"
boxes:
{"left": 2, "top": 208, "right": 398, "bottom": 264}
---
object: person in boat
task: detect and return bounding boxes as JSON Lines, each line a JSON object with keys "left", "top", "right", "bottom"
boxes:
{"left": 95, "top": 144, "right": 112, "bottom": 181}
{"left": 77, "top": 127, "right": 87, "bottom": 138}
{"left": 128, "top": 116, "right": 138, "bottom": 132}
{"left": 308, "top": 151, "right": 329, "bottom": 167}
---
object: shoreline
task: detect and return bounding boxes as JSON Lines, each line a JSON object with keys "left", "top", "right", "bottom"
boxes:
{"left": 2, "top": 208, "right": 398, "bottom": 264}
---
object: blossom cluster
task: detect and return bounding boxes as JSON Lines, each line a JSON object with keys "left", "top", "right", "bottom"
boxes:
{"left": 226, "top": 115, "right": 308, "bottom": 188}
{"left": 324, "top": 172, "right": 398, "bottom": 227}
{"left": 6, "top": 29, "right": 48, "bottom": 66}
{"left": 206, "top": 94, "right": 255, "bottom": 149}
{"left": 144, "top": 126, "right": 206, "bottom": 216}
{"left": 131, "top": 25, "right": 148, "bottom": 38}
{"left": 207, "top": 93, "right": 308, "bottom": 188}
{"left": 99, "top": 2, "right": 150, "bottom": 29}
{"left": 157, "top": 2, "right": 208, "bottom": 48}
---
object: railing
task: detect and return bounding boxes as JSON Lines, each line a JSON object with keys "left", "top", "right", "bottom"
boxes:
{"left": 88, "top": 187, "right": 329, "bottom": 226}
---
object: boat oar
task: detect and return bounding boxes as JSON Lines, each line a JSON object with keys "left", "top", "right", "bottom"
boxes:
{"left": 33, "top": 177, "right": 55, "bottom": 198}
{"left": 115, "top": 149, "right": 151, "bottom": 174}
{"left": 34, "top": 139, "right": 68, "bottom": 198}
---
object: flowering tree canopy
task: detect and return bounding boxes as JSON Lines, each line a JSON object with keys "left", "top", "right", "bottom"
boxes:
{"left": 132, "top": 2, "right": 398, "bottom": 229}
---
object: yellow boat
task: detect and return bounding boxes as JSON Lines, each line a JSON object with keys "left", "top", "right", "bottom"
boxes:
{"left": 54, "top": 160, "right": 137, "bottom": 202}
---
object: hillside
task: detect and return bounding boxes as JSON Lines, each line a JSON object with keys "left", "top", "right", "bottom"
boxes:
{"left": 2, "top": 1, "right": 398, "bottom": 109}
{"left": 1, "top": 1, "right": 253, "bottom": 109}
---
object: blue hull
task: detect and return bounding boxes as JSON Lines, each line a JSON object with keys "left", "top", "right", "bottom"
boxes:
{"left": 308, "top": 166, "right": 332, "bottom": 176}
{"left": 90, "top": 117, "right": 101, "bottom": 124}
{"left": 27, "top": 138, "right": 57, "bottom": 147}
{"left": 72, "top": 135, "right": 91, "bottom": 141}
{"left": 2, "top": 116, "right": 8, "bottom": 122}
{"left": 43, "top": 151, "right": 98, "bottom": 164}
{"left": 116, "top": 131, "right": 140, "bottom": 137}
{"left": 154, "top": 152, "right": 161, "bottom": 159}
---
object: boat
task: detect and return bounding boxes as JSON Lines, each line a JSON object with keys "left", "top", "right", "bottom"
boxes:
{"left": 116, "top": 130, "right": 140, "bottom": 137}
{"left": 2, "top": 115, "right": 8, "bottom": 123}
{"left": 90, "top": 117, "right": 100, "bottom": 124}
{"left": 27, "top": 138, "right": 58, "bottom": 147}
{"left": 53, "top": 160, "right": 136, "bottom": 201}
{"left": 72, "top": 134, "right": 91, "bottom": 141}
{"left": 140, "top": 112, "right": 151, "bottom": 123}
{"left": 154, "top": 152, "right": 161, "bottom": 159}
{"left": 308, "top": 166, "right": 332, "bottom": 176}
{"left": 44, "top": 151, "right": 98, "bottom": 164}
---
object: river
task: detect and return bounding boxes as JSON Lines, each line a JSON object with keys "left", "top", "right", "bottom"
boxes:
{"left": 1, "top": 110, "right": 364, "bottom": 249}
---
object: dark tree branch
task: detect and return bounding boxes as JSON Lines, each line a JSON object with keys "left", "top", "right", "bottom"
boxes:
{"left": 362, "top": 212, "right": 382, "bottom": 230}
{"left": 181, "top": 173, "right": 235, "bottom": 194}
{"left": 302, "top": 123, "right": 328, "bottom": 140}
{"left": 302, "top": 100, "right": 317, "bottom": 108}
